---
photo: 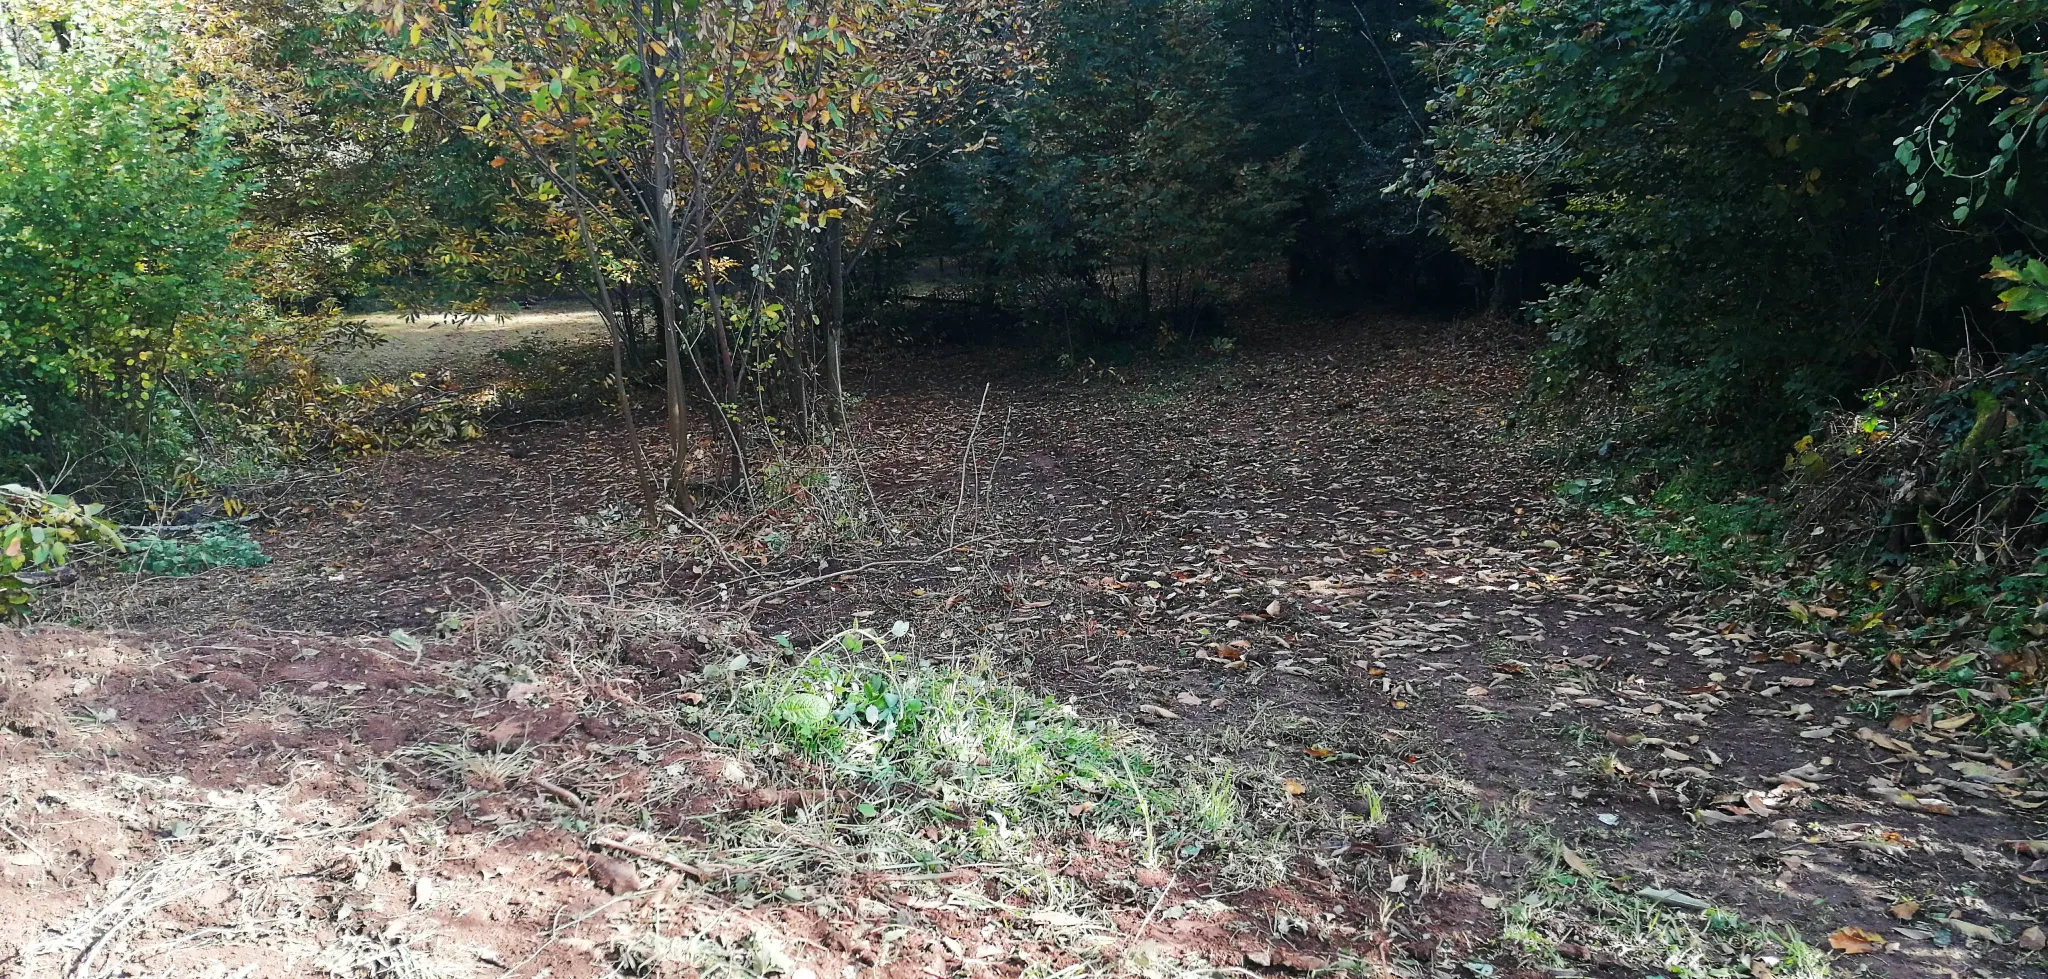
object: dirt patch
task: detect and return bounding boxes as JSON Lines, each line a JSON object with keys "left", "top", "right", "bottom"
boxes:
{"left": 28, "top": 309, "right": 2048, "bottom": 976}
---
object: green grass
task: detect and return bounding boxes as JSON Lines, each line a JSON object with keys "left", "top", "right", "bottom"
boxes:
{"left": 1559, "top": 472, "right": 1790, "bottom": 586}
{"left": 685, "top": 625, "right": 1240, "bottom": 866}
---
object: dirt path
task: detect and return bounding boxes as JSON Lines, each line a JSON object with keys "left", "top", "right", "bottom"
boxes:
{"left": 11, "top": 312, "right": 2046, "bottom": 978}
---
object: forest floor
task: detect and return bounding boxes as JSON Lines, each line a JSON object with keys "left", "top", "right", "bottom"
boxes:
{"left": 3, "top": 311, "right": 2044, "bottom": 979}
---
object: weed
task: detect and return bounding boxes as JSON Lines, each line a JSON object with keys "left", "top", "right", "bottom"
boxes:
{"left": 122, "top": 526, "right": 270, "bottom": 576}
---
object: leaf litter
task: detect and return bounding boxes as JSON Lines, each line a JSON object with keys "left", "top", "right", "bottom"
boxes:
{"left": 13, "top": 313, "right": 2048, "bottom": 977}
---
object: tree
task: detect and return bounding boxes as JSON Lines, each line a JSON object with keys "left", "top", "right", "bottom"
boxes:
{"left": 926, "top": 0, "right": 1300, "bottom": 341}
{"left": 367, "top": 0, "right": 1024, "bottom": 512}
{"left": 1411, "top": 0, "right": 2043, "bottom": 473}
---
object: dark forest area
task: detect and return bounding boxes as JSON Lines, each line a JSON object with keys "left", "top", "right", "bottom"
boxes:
{"left": 3, "top": 2, "right": 2048, "bottom": 977}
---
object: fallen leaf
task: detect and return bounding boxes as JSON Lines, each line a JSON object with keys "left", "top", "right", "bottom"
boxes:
{"left": 1949, "top": 919, "right": 2001, "bottom": 942}
{"left": 2019, "top": 926, "right": 2046, "bottom": 951}
{"left": 505, "top": 681, "right": 545, "bottom": 704}
{"left": 1561, "top": 847, "right": 1600, "bottom": 878}
{"left": 1934, "top": 713, "right": 1976, "bottom": 731}
{"left": 586, "top": 855, "right": 641, "bottom": 895}
{"left": 1856, "top": 727, "right": 1913, "bottom": 753}
{"left": 1889, "top": 900, "right": 1919, "bottom": 920}
{"left": 1138, "top": 704, "right": 1179, "bottom": 720}
{"left": 1282, "top": 778, "right": 1306, "bottom": 796}
{"left": 1635, "top": 887, "right": 1709, "bottom": 910}
{"left": 1304, "top": 746, "right": 1335, "bottom": 759}
{"left": 1829, "top": 926, "right": 1885, "bottom": 954}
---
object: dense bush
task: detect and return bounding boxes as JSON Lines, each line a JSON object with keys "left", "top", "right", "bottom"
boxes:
{"left": 0, "top": 51, "right": 258, "bottom": 486}
{"left": 1415, "top": 0, "right": 2046, "bottom": 473}
{"left": 1787, "top": 347, "right": 2048, "bottom": 637}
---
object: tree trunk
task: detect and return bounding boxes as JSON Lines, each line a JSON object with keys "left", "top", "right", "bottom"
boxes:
{"left": 657, "top": 279, "right": 692, "bottom": 510}
{"left": 1486, "top": 260, "right": 1520, "bottom": 319}
{"left": 1138, "top": 253, "right": 1151, "bottom": 327}
{"left": 571, "top": 202, "right": 660, "bottom": 518}
{"left": 701, "top": 277, "right": 746, "bottom": 488}
{"left": 826, "top": 215, "right": 847, "bottom": 424}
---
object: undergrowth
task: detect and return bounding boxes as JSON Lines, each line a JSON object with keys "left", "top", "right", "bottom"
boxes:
{"left": 1565, "top": 348, "right": 2048, "bottom": 754}
{"left": 1558, "top": 472, "right": 1790, "bottom": 587}
{"left": 120, "top": 526, "right": 271, "bottom": 576}
{"left": 694, "top": 625, "right": 1238, "bottom": 868}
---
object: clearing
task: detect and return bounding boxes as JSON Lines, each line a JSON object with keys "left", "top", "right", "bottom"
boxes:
{"left": 4, "top": 312, "right": 2041, "bottom": 979}
{"left": 330, "top": 302, "right": 607, "bottom": 379}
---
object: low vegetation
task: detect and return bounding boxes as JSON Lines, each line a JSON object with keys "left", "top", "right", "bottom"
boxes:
{"left": 6, "top": 0, "right": 2048, "bottom": 974}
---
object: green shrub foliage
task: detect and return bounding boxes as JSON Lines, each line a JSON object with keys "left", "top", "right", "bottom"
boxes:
{"left": 0, "top": 50, "right": 258, "bottom": 481}
{"left": 1415, "top": 0, "right": 2047, "bottom": 472}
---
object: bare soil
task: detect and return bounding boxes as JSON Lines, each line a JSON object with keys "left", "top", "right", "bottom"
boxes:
{"left": 8, "top": 311, "right": 2043, "bottom": 978}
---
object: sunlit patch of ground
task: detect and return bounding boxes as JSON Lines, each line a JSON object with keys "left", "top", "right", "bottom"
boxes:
{"left": 329, "top": 301, "right": 606, "bottom": 379}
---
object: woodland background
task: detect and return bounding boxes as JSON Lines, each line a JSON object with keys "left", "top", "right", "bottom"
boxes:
{"left": 7, "top": 0, "right": 2048, "bottom": 694}
{"left": 4, "top": 2, "right": 2048, "bottom": 976}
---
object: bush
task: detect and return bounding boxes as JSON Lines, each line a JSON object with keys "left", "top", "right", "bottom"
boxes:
{"left": 0, "top": 484, "right": 123, "bottom": 618}
{"left": 0, "top": 50, "right": 259, "bottom": 487}
{"left": 1787, "top": 346, "right": 2048, "bottom": 636}
{"left": 1416, "top": 0, "right": 2045, "bottom": 474}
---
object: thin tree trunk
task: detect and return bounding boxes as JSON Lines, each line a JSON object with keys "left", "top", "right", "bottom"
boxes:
{"left": 657, "top": 281, "right": 692, "bottom": 509}
{"left": 1139, "top": 254, "right": 1151, "bottom": 327}
{"left": 646, "top": 79, "right": 693, "bottom": 511}
{"left": 571, "top": 202, "right": 660, "bottom": 518}
{"left": 826, "top": 215, "right": 847, "bottom": 425}
{"left": 700, "top": 276, "right": 747, "bottom": 488}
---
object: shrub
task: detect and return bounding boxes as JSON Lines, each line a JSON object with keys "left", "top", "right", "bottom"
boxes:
{"left": 1787, "top": 347, "right": 2048, "bottom": 637}
{"left": 1416, "top": 0, "right": 2044, "bottom": 474}
{"left": 0, "top": 50, "right": 259, "bottom": 486}
{"left": 0, "top": 484, "right": 123, "bottom": 618}
{"left": 122, "top": 526, "right": 271, "bottom": 577}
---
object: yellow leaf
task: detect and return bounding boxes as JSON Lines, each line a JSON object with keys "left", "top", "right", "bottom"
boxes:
{"left": 1983, "top": 38, "right": 2022, "bottom": 68}
{"left": 1282, "top": 778, "right": 1306, "bottom": 796}
{"left": 1828, "top": 926, "right": 1886, "bottom": 954}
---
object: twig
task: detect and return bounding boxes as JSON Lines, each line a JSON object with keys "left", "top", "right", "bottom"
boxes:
{"left": 664, "top": 503, "right": 756, "bottom": 581}
{"left": 1132, "top": 874, "right": 1176, "bottom": 941}
{"left": 589, "top": 836, "right": 713, "bottom": 879}
{"left": 532, "top": 777, "right": 585, "bottom": 811}
{"left": 741, "top": 537, "right": 991, "bottom": 609}
{"left": 947, "top": 384, "right": 992, "bottom": 544}
{"left": 116, "top": 515, "right": 261, "bottom": 535}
